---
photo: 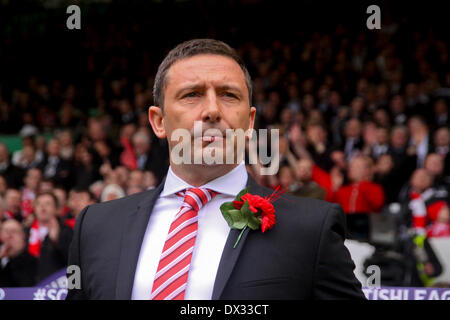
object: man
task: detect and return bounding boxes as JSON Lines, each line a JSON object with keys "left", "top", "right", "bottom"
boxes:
{"left": 3, "top": 189, "right": 23, "bottom": 222}
{"left": 0, "top": 219, "right": 37, "bottom": 287}
{"left": 330, "top": 155, "right": 385, "bottom": 240}
{"left": 292, "top": 158, "right": 326, "bottom": 200}
{"left": 67, "top": 39, "right": 364, "bottom": 300}
{"left": 37, "top": 138, "right": 73, "bottom": 188}
{"left": 27, "top": 192, "right": 73, "bottom": 282}
{"left": 0, "top": 143, "right": 25, "bottom": 189}
{"left": 132, "top": 130, "right": 169, "bottom": 183}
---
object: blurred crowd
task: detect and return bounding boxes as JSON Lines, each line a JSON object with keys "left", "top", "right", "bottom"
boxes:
{"left": 1, "top": 3, "right": 450, "bottom": 287}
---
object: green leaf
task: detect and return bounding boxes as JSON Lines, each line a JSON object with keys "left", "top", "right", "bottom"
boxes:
{"left": 221, "top": 209, "right": 234, "bottom": 228}
{"left": 220, "top": 201, "right": 235, "bottom": 213}
{"left": 234, "top": 187, "right": 249, "bottom": 201}
{"left": 247, "top": 215, "right": 261, "bottom": 230}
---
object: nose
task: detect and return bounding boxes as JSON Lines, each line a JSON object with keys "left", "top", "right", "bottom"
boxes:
{"left": 201, "top": 90, "right": 221, "bottom": 123}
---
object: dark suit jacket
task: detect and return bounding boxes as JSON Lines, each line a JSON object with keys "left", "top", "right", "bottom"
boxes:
{"left": 25, "top": 220, "right": 74, "bottom": 282}
{"left": 0, "top": 250, "right": 37, "bottom": 287}
{"left": 66, "top": 175, "right": 365, "bottom": 300}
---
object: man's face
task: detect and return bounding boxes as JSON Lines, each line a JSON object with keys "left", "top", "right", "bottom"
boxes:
{"left": 0, "top": 220, "right": 26, "bottom": 257}
{"left": 25, "top": 169, "right": 41, "bottom": 190}
{"left": 0, "top": 144, "right": 8, "bottom": 163}
{"left": 5, "top": 190, "right": 21, "bottom": 212}
{"left": 34, "top": 194, "right": 57, "bottom": 223}
{"left": 151, "top": 54, "right": 256, "bottom": 165}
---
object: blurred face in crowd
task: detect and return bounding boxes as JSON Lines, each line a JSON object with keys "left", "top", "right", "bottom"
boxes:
{"left": 390, "top": 95, "right": 405, "bottom": 114}
{"left": 348, "top": 156, "right": 372, "bottom": 183}
{"left": 376, "top": 127, "right": 389, "bottom": 145}
{"left": 295, "top": 158, "right": 313, "bottom": 182}
{"left": 437, "top": 205, "right": 450, "bottom": 224}
{"left": 0, "top": 175, "right": 7, "bottom": 195}
{"left": 434, "top": 127, "right": 450, "bottom": 148}
{"left": 58, "top": 130, "right": 73, "bottom": 147}
{"left": 306, "top": 124, "right": 326, "bottom": 145}
{"left": 0, "top": 219, "right": 26, "bottom": 258}
{"left": 375, "top": 154, "right": 394, "bottom": 175}
{"left": 408, "top": 117, "right": 428, "bottom": 138}
{"left": 390, "top": 127, "right": 408, "bottom": 149}
{"left": 5, "top": 189, "right": 21, "bottom": 213}
{"left": 132, "top": 133, "right": 150, "bottom": 156}
{"left": 424, "top": 153, "right": 444, "bottom": 177}
{"left": 115, "top": 166, "right": 129, "bottom": 188}
{"left": 47, "top": 139, "right": 60, "bottom": 157}
{"left": 373, "top": 109, "right": 390, "bottom": 127}
{"left": 68, "top": 190, "right": 93, "bottom": 217}
{"left": 149, "top": 54, "right": 256, "bottom": 172}
{"left": 34, "top": 194, "right": 58, "bottom": 223}
{"left": 88, "top": 120, "right": 106, "bottom": 142}
{"left": 330, "top": 150, "right": 347, "bottom": 170}
{"left": 278, "top": 166, "right": 294, "bottom": 189}
{"left": 128, "top": 170, "right": 144, "bottom": 188}
{"left": 362, "top": 122, "right": 377, "bottom": 146}
{"left": 24, "top": 168, "right": 42, "bottom": 191}
{"left": 344, "top": 119, "right": 362, "bottom": 139}
{"left": 53, "top": 188, "right": 67, "bottom": 213}
{"left": 410, "top": 169, "right": 432, "bottom": 193}
{"left": 40, "top": 180, "right": 54, "bottom": 192}
{"left": 143, "top": 171, "right": 158, "bottom": 189}
{"left": 0, "top": 144, "right": 9, "bottom": 163}
{"left": 434, "top": 99, "right": 448, "bottom": 115}
{"left": 350, "top": 97, "right": 364, "bottom": 115}
{"left": 22, "top": 145, "right": 36, "bottom": 164}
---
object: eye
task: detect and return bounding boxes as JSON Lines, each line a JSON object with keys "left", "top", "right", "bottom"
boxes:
{"left": 183, "top": 92, "right": 200, "bottom": 98}
{"left": 223, "top": 92, "right": 238, "bottom": 99}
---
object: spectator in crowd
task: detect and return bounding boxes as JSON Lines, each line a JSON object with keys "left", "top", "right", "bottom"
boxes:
{"left": 0, "top": 219, "right": 37, "bottom": 287}
{"left": 21, "top": 168, "right": 42, "bottom": 221}
{"left": 432, "top": 126, "right": 450, "bottom": 175}
{"left": 73, "top": 145, "right": 101, "bottom": 189}
{"left": 406, "top": 169, "right": 449, "bottom": 235}
{"left": 53, "top": 187, "right": 71, "bottom": 219}
{"left": 26, "top": 192, "right": 73, "bottom": 282}
{"left": 0, "top": 143, "right": 25, "bottom": 188}
{"left": 341, "top": 118, "right": 364, "bottom": 161}
{"left": 64, "top": 188, "right": 95, "bottom": 229}
{"left": 100, "top": 184, "right": 125, "bottom": 202}
{"left": 132, "top": 130, "right": 169, "bottom": 183}
{"left": 427, "top": 204, "right": 450, "bottom": 238}
{"left": 332, "top": 155, "right": 385, "bottom": 214}
{"left": 407, "top": 116, "right": 431, "bottom": 168}
{"left": 0, "top": 175, "right": 7, "bottom": 198}
{"left": 424, "top": 153, "right": 450, "bottom": 190}
{"left": 38, "top": 138, "right": 73, "bottom": 188}
{"left": 293, "top": 158, "right": 326, "bottom": 200}
{"left": 3, "top": 189, "right": 23, "bottom": 222}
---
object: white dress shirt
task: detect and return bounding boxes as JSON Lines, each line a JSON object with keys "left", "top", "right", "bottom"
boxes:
{"left": 131, "top": 162, "right": 248, "bottom": 300}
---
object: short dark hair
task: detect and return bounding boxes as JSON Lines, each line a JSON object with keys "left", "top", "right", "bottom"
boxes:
{"left": 153, "top": 39, "right": 253, "bottom": 108}
{"left": 35, "top": 191, "right": 59, "bottom": 208}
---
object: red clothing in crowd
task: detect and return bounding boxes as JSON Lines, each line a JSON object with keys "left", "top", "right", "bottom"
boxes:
{"left": 332, "top": 181, "right": 385, "bottom": 214}
{"left": 410, "top": 190, "right": 448, "bottom": 234}
{"left": 311, "top": 165, "right": 334, "bottom": 202}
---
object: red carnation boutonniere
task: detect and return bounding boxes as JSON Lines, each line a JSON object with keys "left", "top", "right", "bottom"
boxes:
{"left": 220, "top": 186, "right": 285, "bottom": 248}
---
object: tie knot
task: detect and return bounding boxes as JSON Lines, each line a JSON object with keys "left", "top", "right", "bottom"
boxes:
{"left": 176, "top": 188, "right": 218, "bottom": 211}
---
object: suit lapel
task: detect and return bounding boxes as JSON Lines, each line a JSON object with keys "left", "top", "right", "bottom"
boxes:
{"left": 115, "top": 180, "right": 165, "bottom": 299}
{"left": 211, "top": 175, "right": 270, "bottom": 300}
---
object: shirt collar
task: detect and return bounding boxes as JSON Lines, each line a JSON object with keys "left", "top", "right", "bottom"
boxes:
{"left": 160, "top": 161, "right": 248, "bottom": 198}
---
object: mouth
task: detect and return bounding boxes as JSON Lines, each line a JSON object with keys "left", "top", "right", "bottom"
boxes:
{"left": 202, "top": 135, "right": 224, "bottom": 143}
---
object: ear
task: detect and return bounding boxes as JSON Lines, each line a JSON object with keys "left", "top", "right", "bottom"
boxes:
{"left": 148, "top": 106, "right": 167, "bottom": 139}
{"left": 248, "top": 106, "right": 256, "bottom": 130}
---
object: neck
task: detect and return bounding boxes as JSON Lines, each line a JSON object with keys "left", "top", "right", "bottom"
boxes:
{"left": 170, "top": 162, "right": 240, "bottom": 187}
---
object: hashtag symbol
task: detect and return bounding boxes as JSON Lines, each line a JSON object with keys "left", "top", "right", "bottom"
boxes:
{"left": 33, "top": 288, "right": 47, "bottom": 300}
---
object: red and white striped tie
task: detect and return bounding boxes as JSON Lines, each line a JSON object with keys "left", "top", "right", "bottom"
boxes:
{"left": 150, "top": 188, "right": 218, "bottom": 300}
